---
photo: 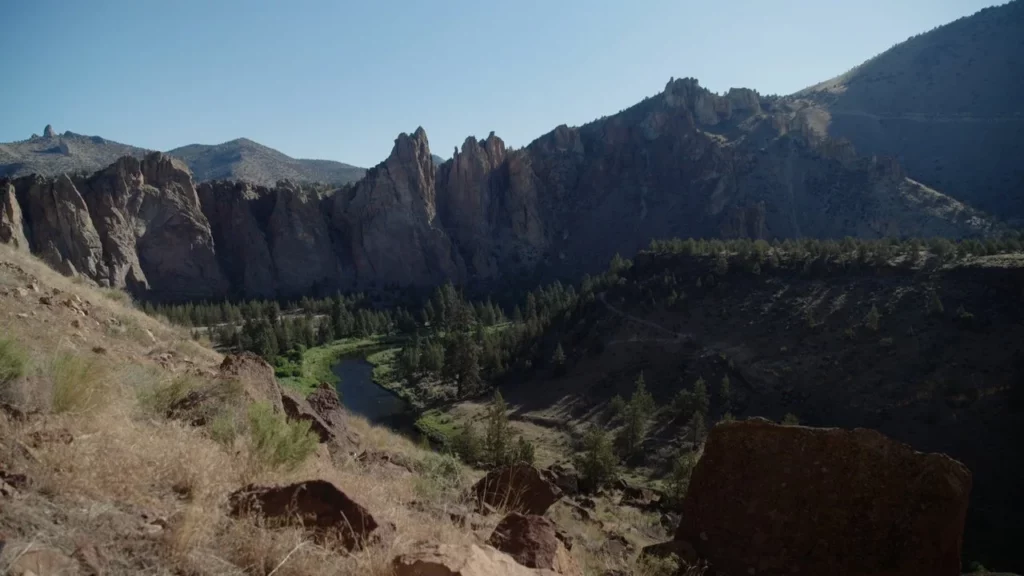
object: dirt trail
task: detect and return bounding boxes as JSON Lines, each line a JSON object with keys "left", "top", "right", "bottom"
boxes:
{"left": 599, "top": 293, "right": 694, "bottom": 345}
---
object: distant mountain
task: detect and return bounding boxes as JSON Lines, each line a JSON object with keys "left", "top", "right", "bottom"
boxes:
{"left": 167, "top": 138, "right": 364, "bottom": 186}
{"left": 792, "top": 0, "right": 1024, "bottom": 219}
{"left": 0, "top": 127, "right": 364, "bottom": 186}
{"left": 0, "top": 128, "right": 150, "bottom": 178}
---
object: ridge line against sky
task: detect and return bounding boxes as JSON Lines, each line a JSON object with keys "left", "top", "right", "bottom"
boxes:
{"left": 0, "top": 0, "right": 1005, "bottom": 167}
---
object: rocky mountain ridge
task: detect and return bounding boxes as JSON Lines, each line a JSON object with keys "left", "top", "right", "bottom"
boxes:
{"left": 0, "top": 79, "right": 994, "bottom": 299}
{"left": 0, "top": 129, "right": 365, "bottom": 187}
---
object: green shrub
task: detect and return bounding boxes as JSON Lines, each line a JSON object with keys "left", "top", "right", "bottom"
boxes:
{"left": 140, "top": 374, "right": 198, "bottom": 416}
{"left": 452, "top": 421, "right": 482, "bottom": 465}
{"left": 667, "top": 451, "right": 697, "bottom": 505}
{"left": 208, "top": 410, "right": 242, "bottom": 447}
{"left": 782, "top": 413, "right": 800, "bottom": 425}
{"left": 0, "top": 337, "right": 28, "bottom": 393}
{"left": 414, "top": 452, "right": 465, "bottom": 500}
{"left": 510, "top": 435, "right": 536, "bottom": 466}
{"left": 247, "top": 402, "right": 318, "bottom": 471}
{"left": 50, "top": 353, "right": 107, "bottom": 414}
{"left": 634, "top": 552, "right": 681, "bottom": 576}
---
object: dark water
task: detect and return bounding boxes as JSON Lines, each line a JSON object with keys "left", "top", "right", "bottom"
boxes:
{"left": 331, "top": 357, "right": 410, "bottom": 425}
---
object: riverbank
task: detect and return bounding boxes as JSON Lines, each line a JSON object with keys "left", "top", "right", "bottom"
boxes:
{"left": 278, "top": 335, "right": 396, "bottom": 395}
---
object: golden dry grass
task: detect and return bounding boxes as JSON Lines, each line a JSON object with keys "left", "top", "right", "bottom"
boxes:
{"left": 0, "top": 245, "right": 487, "bottom": 576}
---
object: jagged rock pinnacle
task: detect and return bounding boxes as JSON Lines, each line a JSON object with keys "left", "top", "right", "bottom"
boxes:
{"left": 43, "top": 124, "right": 55, "bottom": 138}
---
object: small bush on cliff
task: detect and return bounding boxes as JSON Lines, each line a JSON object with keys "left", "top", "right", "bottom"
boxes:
{"left": 510, "top": 435, "right": 536, "bottom": 466}
{"left": 0, "top": 337, "right": 28, "bottom": 395}
{"left": 247, "top": 401, "right": 317, "bottom": 471}
{"left": 49, "top": 352, "right": 107, "bottom": 414}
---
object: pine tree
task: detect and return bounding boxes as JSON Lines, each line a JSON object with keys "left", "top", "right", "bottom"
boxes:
{"left": 693, "top": 377, "right": 709, "bottom": 416}
{"left": 551, "top": 342, "right": 566, "bottom": 375}
{"left": 667, "top": 450, "right": 697, "bottom": 504}
{"left": 484, "top": 390, "right": 512, "bottom": 467}
{"left": 575, "top": 427, "right": 618, "bottom": 492}
{"left": 453, "top": 422, "right": 482, "bottom": 465}
{"left": 719, "top": 375, "right": 732, "bottom": 413}
{"left": 618, "top": 372, "right": 655, "bottom": 456}
{"left": 689, "top": 411, "right": 706, "bottom": 444}
{"left": 866, "top": 304, "right": 881, "bottom": 331}
{"left": 929, "top": 292, "right": 945, "bottom": 316}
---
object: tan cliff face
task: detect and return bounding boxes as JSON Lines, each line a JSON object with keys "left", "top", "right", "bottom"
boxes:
{"left": 0, "top": 79, "right": 995, "bottom": 299}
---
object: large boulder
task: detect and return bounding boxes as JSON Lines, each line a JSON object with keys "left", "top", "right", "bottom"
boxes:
{"left": 487, "top": 513, "right": 581, "bottom": 576}
{"left": 540, "top": 463, "right": 579, "bottom": 496}
{"left": 228, "top": 480, "right": 377, "bottom": 550}
{"left": 218, "top": 352, "right": 283, "bottom": 413}
{"left": 675, "top": 419, "right": 972, "bottom": 576}
{"left": 471, "top": 464, "right": 562, "bottom": 515}
{"left": 392, "top": 542, "right": 561, "bottom": 576}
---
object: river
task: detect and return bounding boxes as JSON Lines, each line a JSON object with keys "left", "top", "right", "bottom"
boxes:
{"left": 331, "top": 356, "right": 411, "bottom": 426}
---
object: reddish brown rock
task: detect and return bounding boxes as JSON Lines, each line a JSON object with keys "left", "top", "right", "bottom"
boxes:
{"left": 488, "top": 513, "right": 581, "bottom": 576}
{"left": 218, "top": 352, "right": 283, "bottom": 413}
{"left": 540, "top": 463, "right": 579, "bottom": 496}
{"left": 675, "top": 419, "right": 972, "bottom": 576}
{"left": 306, "top": 382, "right": 361, "bottom": 451}
{"left": 471, "top": 464, "right": 562, "bottom": 515}
{"left": 392, "top": 542, "right": 561, "bottom": 576}
{"left": 228, "top": 480, "right": 377, "bottom": 550}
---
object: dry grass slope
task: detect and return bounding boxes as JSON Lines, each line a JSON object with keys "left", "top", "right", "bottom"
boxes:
{"left": 0, "top": 244, "right": 493, "bottom": 576}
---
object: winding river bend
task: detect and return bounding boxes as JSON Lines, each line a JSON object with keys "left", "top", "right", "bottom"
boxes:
{"left": 331, "top": 356, "right": 411, "bottom": 426}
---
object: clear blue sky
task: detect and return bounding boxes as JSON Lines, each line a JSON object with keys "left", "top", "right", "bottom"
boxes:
{"left": 0, "top": 0, "right": 1002, "bottom": 167}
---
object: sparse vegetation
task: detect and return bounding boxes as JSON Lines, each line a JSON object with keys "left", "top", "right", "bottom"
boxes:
{"left": 49, "top": 352, "right": 107, "bottom": 414}
{"left": 782, "top": 413, "right": 801, "bottom": 425}
{"left": 0, "top": 337, "right": 28, "bottom": 395}
{"left": 576, "top": 426, "right": 618, "bottom": 492}
{"left": 667, "top": 450, "right": 698, "bottom": 504}
{"left": 246, "top": 401, "right": 318, "bottom": 471}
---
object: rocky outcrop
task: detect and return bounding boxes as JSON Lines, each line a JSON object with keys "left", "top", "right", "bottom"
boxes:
{"left": 218, "top": 352, "right": 284, "bottom": 413}
{"left": 330, "top": 128, "right": 464, "bottom": 287}
{"left": 673, "top": 419, "right": 972, "bottom": 576}
{"left": 487, "top": 513, "right": 581, "bottom": 575}
{"left": 0, "top": 182, "right": 28, "bottom": 249}
{"left": 0, "top": 79, "right": 996, "bottom": 297}
{"left": 471, "top": 464, "right": 562, "bottom": 515}
{"left": 228, "top": 480, "right": 378, "bottom": 550}
{"left": 80, "top": 153, "right": 227, "bottom": 298}
{"left": 14, "top": 174, "right": 106, "bottom": 278}
{"left": 392, "top": 542, "right": 561, "bottom": 576}
{"left": 280, "top": 386, "right": 360, "bottom": 453}
{"left": 42, "top": 125, "right": 56, "bottom": 138}
{"left": 4, "top": 153, "right": 227, "bottom": 298}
